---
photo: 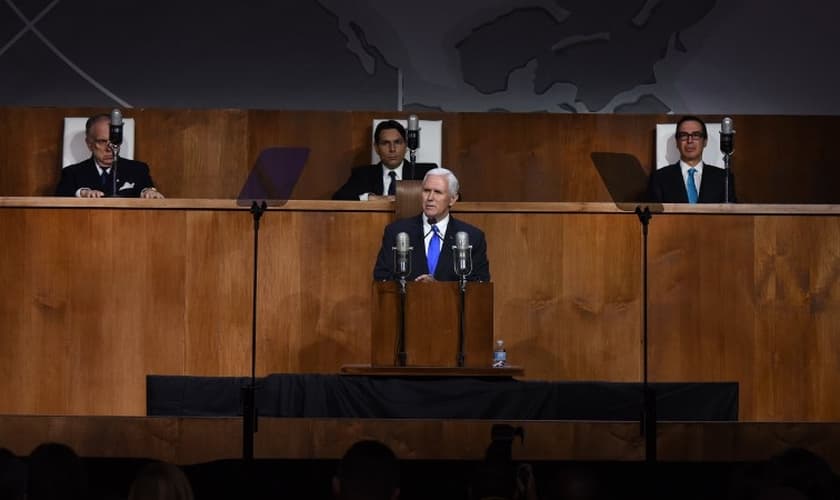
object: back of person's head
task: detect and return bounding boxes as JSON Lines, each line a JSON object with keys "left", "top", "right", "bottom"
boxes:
{"left": 374, "top": 120, "right": 407, "bottom": 143}
{"left": 128, "top": 461, "right": 194, "bottom": 500}
{"left": 0, "top": 448, "right": 27, "bottom": 500}
{"left": 755, "top": 486, "right": 810, "bottom": 500}
{"left": 470, "top": 461, "right": 516, "bottom": 500}
{"left": 27, "top": 442, "right": 87, "bottom": 500}
{"left": 334, "top": 440, "right": 399, "bottom": 500}
{"left": 767, "top": 448, "right": 837, "bottom": 500}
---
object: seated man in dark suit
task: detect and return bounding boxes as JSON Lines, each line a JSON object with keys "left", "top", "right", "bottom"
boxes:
{"left": 332, "top": 120, "right": 434, "bottom": 201}
{"left": 373, "top": 167, "right": 490, "bottom": 282}
{"left": 647, "top": 115, "right": 736, "bottom": 203}
{"left": 55, "top": 113, "right": 164, "bottom": 198}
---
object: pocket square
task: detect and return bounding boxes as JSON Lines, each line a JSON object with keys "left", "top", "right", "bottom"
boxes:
{"left": 118, "top": 181, "right": 135, "bottom": 191}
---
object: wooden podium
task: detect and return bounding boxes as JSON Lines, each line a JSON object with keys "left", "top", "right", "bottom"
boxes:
{"left": 367, "top": 280, "right": 495, "bottom": 369}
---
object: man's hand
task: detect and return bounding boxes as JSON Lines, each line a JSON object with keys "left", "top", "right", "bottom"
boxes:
{"left": 414, "top": 274, "right": 436, "bottom": 282}
{"left": 141, "top": 188, "right": 165, "bottom": 199}
{"left": 368, "top": 194, "right": 395, "bottom": 201}
{"left": 79, "top": 188, "right": 104, "bottom": 198}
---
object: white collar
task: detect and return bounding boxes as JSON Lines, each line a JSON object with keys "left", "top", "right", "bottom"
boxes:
{"left": 382, "top": 161, "right": 405, "bottom": 178}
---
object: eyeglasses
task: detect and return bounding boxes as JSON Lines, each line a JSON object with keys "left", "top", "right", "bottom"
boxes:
{"left": 88, "top": 138, "right": 111, "bottom": 149}
{"left": 676, "top": 132, "right": 706, "bottom": 142}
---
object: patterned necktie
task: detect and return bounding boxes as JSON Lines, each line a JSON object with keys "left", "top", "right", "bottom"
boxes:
{"left": 427, "top": 225, "right": 441, "bottom": 275}
{"left": 387, "top": 171, "right": 397, "bottom": 195}
{"left": 686, "top": 167, "right": 699, "bottom": 204}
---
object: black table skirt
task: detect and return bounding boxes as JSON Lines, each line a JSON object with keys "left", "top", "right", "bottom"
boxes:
{"left": 147, "top": 374, "right": 738, "bottom": 421}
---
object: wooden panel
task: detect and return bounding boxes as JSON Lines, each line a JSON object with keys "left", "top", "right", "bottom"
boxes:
{"left": 3, "top": 107, "right": 840, "bottom": 204}
{"left": 247, "top": 110, "right": 355, "bottom": 200}
{"left": 0, "top": 415, "right": 644, "bottom": 463}
{"left": 0, "top": 208, "right": 187, "bottom": 415}
{"left": 648, "top": 214, "right": 840, "bottom": 420}
{"left": 371, "top": 281, "right": 494, "bottom": 368}
{"left": 2, "top": 200, "right": 840, "bottom": 421}
{"left": 256, "top": 209, "right": 392, "bottom": 373}
{"left": 139, "top": 109, "right": 250, "bottom": 199}
{"left": 4, "top": 416, "right": 840, "bottom": 470}
{"left": 182, "top": 211, "right": 252, "bottom": 376}
{"left": 466, "top": 211, "right": 643, "bottom": 381}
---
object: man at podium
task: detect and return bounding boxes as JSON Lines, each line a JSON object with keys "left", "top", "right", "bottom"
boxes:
{"left": 373, "top": 167, "right": 490, "bottom": 282}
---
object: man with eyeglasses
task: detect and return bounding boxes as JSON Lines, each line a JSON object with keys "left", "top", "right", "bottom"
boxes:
{"left": 647, "top": 115, "right": 736, "bottom": 203}
{"left": 56, "top": 113, "right": 164, "bottom": 198}
{"left": 332, "top": 120, "right": 435, "bottom": 201}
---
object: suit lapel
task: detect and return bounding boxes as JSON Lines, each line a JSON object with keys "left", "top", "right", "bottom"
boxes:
{"left": 81, "top": 158, "right": 101, "bottom": 188}
{"left": 698, "top": 166, "right": 719, "bottom": 203}
{"left": 666, "top": 164, "right": 689, "bottom": 203}
{"left": 373, "top": 164, "right": 385, "bottom": 196}
{"left": 411, "top": 215, "right": 428, "bottom": 277}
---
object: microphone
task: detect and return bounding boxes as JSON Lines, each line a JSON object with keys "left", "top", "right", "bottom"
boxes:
{"left": 407, "top": 115, "right": 420, "bottom": 151}
{"left": 395, "top": 232, "right": 411, "bottom": 277}
{"left": 720, "top": 116, "right": 734, "bottom": 155}
{"left": 452, "top": 231, "right": 472, "bottom": 276}
{"left": 109, "top": 109, "right": 124, "bottom": 147}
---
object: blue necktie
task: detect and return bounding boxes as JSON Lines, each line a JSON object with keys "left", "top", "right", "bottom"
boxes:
{"left": 387, "top": 171, "right": 397, "bottom": 195}
{"left": 686, "top": 167, "right": 699, "bottom": 204}
{"left": 427, "top": 225, "right": 441, "bottom": 275}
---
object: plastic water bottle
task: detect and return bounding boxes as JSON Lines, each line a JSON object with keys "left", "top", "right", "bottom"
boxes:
{"left": 493, "top": 340, "right": 506, "bottom": 368}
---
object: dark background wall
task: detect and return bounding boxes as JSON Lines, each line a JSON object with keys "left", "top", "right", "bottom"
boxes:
{"left": 2, "top": 0, "right": 838, "bottom": 114}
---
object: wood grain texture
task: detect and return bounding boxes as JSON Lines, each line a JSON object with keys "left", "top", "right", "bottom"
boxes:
{"left": 647, "top": 214, "right": 840, "bottom": 420}
{"left": 370, "top": 281, "right": 493, "bottom": 368}
{"left": 1, "top": 200, "right": 839, "bottom": 421}
{"left": 3, "top": 107, "right": 840, "bottom": 203}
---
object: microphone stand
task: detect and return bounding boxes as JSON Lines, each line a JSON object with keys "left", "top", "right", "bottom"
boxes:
{"left": 409, "top": 148, "right": 417, "bottom": 180}
{"left": 454, "top": 246, "right": 472, "bottom": 368}
{"left": 456, "top": 274, "right": 467, "bottom": 367}
{"left": 396, "top": 273, "right": 408, "bottom": 367}
{"left": 242, "top": 200, "right": 266, "bottom": 462}
{"left": 723, "top": 153, "right": 732, "bottom": 204}
{"left": 109, "top": 144, "right": 119, "bottom": 197}
{"left": 634, "top": 206, "right": 656, "bottom": 463}
{"left": 393, "top": 247, "right": 411, "bottom": 367}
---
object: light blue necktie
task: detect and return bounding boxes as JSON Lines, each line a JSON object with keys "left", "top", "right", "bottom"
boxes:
{"left": 686, "top": 167, "right": 699, "bottom": 204}
{"left": 427, "top": 225, "right": 441, "bottom": 275}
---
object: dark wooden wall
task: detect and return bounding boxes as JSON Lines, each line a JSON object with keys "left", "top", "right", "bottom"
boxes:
{"left": 1, "top": 107, "right": 838, "bottom": 203}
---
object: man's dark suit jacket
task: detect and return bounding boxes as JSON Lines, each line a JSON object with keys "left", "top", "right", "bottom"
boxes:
{"left": 55, "top": 157, "right": 156, "bottom": 197}
{"left": 332, "top": 163, "right": 435, "bottom": 200}
{"left": 647, "top": 162, "right": 736, "bottom": 203}
{"left": 373, "top": 214, "right": 490, "bottom": 282}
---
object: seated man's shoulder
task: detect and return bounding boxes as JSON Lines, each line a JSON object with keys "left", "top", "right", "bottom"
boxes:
{"left": 350, "top": 163, "right": 378, "bottom": 174}
{"left": 63, "top": 158, "right": 92, "bottom": 170}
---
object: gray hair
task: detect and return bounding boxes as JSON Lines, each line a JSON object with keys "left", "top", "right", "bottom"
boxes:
{"left": 423, "top": 167, "right": 459, "bottom": 197}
